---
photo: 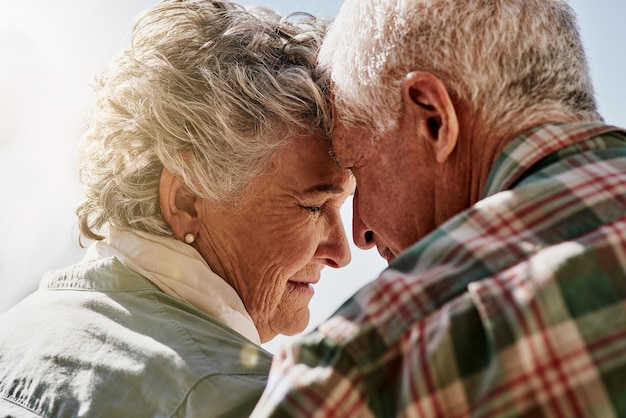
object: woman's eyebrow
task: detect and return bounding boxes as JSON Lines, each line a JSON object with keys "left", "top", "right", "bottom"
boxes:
{"left": 328, "top": 147, "right": 344, "bottom": 168}
{"left": 302, "top": 183, "right": 345, "bottom": 195}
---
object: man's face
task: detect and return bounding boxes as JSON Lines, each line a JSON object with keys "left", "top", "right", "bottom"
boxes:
{"left": 331, "top": 118, "right": 440, "bottom": 262}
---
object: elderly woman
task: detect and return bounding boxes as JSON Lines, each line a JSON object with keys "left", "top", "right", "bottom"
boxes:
{"left": 0, "top": 1, "right": 353, "bottom": 416}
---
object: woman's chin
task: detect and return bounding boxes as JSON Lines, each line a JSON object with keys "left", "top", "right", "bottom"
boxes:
{"left": 258, "top": 307, "right": 311, "bottom": 342}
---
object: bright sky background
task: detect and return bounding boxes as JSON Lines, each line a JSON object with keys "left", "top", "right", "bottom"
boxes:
{"left": 0, "top": 0, "right": 624, "bottom": 354}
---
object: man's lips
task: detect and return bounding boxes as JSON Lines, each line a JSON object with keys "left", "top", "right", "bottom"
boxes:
{"left": 377, "top": 245, "right": 395, "bottom": 262}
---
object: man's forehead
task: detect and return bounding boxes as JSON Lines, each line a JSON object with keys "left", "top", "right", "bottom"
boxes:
{"left": 330, "top": 123, "right": 371, "bottom": 168}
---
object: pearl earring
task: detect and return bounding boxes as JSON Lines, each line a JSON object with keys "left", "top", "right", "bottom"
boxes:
{"left": 184, "top": 233, "right": 195, "bottom": 244}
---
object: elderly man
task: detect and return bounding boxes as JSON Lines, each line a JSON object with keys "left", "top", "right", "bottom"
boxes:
{"left": 252, "top": 0, "right": 626, "bottom": 417}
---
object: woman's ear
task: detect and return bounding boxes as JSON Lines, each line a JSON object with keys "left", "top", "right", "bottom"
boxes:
{"left": 159, "top": 168, "right": 198, "bottom": 241}
{"left": 401, "top": 71, "right": 459, "bottom": 163}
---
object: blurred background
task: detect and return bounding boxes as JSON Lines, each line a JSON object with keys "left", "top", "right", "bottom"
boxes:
{"left": 0, "top": 0, "right": 624, "bottom": 354}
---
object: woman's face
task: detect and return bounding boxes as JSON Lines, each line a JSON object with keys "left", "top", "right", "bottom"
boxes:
{"left": 194, "top": 136, "right": 354, "bottom": 343}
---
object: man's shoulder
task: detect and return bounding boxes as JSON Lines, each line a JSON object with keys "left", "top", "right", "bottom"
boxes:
{"left": 266, "top": 212, "right": 626, "bottom": 416}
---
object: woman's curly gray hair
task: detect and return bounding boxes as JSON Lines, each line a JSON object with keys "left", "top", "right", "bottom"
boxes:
{"left": 77, "top": 0, "right": 330, "bottom": 243}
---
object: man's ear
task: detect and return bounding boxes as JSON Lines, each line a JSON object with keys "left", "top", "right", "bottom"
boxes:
{"left": 401, "top": 71, "right": 459, "bottom": 163}
{"left": 159, "top": 168, "right": 198, "bottom": 241}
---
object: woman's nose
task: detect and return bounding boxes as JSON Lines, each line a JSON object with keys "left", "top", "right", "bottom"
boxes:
{"left": 352, "top": 190, "right": 376, "bottom": 250}
{"left": 315, "top": 210, "right": 352, "bottom": 268}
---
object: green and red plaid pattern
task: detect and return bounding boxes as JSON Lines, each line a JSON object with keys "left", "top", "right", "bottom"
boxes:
{"left": 252, "top": 122, "right": 626, "bottom": 417}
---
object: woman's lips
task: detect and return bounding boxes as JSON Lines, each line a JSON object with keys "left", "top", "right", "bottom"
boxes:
{"left": 287, "top": 280, "right": 314, "bottom": 295}
{"left": 287, "top": 267, "right": 320, "bottom": 295}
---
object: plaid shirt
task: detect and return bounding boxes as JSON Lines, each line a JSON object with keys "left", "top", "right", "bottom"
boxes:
{"left": 252, "top": 122, "right": 626, "bottom": 418}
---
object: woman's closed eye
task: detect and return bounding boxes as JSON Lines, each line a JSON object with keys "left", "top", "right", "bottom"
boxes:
{"left": 299, "top": 203, "right": 325, "bottom": 215}
{"left": 302, "top": 205, "right": 322, "bottom": 214}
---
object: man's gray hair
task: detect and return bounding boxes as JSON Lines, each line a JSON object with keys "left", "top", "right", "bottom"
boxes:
{"left": 319, "top": 0, "right": 601, "bottom": 138}
{"left": 77, "top": 0, "right": 330, "bottom": 242}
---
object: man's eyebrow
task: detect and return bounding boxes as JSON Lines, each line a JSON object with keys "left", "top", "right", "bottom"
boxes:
{"left": 302, "top": 183, "right": 345, "bottom": 195}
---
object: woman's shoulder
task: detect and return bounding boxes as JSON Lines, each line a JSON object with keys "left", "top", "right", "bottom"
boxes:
{"left": 0, "top": 257, "right": 272, "bottom": 417}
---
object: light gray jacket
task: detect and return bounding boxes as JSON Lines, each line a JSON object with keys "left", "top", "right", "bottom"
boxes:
{"left": 0, "top": 256, "right": 272, "bottom": 417}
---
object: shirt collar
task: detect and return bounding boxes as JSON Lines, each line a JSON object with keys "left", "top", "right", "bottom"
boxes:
{"left": 88, "top": 226, "right": 261, "bottom": 345}
{"left": 482, "top": 121, "right": 624, "bottom": 198}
